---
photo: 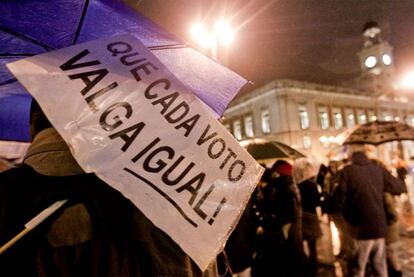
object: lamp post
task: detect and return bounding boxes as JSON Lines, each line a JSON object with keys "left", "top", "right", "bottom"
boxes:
{"left": 401, "top": 71, "right": 414, "bottom": 90}
{"left": 190, "top": 19, "right": 235, "bottom": 64}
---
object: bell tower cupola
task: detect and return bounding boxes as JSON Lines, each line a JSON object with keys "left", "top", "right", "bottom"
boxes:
{"left": 357, "top": 21, "right": 394, "bottom": 77}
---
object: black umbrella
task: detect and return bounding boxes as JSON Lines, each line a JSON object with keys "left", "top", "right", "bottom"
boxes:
{"left": 341, "top": 120, "right": 414, "bottom": 145}
{"left": 245, "top": 141, "right": 305, "bottom": 160}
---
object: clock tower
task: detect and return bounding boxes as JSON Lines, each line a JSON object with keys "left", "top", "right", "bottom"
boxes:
{"left": 356, "top": 21, "right": 395, "bottom": 95}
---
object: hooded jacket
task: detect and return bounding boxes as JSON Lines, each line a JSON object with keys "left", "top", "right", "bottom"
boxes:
{"left": 336, "top": 151, "right": 405, "bottom": 239}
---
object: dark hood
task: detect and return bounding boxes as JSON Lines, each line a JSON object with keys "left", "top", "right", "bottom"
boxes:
{"left": 351, "top": 151, "right": 370, "bottom": 166}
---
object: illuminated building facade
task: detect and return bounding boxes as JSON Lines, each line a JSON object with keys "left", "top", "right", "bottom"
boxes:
{"left": 222, "top": 22, "right": 414, "bottom": 164}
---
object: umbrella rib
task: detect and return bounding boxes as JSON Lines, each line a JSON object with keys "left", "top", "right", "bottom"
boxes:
{"left": 0, "top": 25, "right": 54, "bottom": 51}
{"left": 0, "top": 78, "right": 17, "bottom": 86}
{"left": 274, "top": 142, "right": 293, "bottom": 157}
{"left": 0, "top": 53, "right": 37, "bottom": 57}
{"left": 73, "top": 0, "right": 90, "bottom": 44}
{"left": 148, "top": 44, "right": 188, "bottom": 51}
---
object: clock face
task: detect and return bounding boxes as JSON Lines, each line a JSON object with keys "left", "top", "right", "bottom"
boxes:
{"left": 382, "top": 54, "right": 392, "bottom": 65}
{"left": 364, "top": 56, "right": 377, "bottom": 68}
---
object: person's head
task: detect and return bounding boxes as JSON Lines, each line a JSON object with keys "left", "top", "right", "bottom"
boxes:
{"left": 348, "top": 144, "right": 371, "bottom": 162}
{"left": 328, "top": 160, "right": 340, "bottom": 173}
{"left": 348, "top": 144, "right": 365, "bottom": 155}
{"left": 316, "top": 164, "right": 329, "bottom": 185}
{"left": 364, "top": 144, "right": 377, "bottom": 159}
{"left": 292, "top": 157, "right": 318, "bottom": 184}
{"left": 271, "top": 160, "right": 292, "bottom": 177}
{"left": 396, "top": 166, "right": 408, "bottom": 180}
{"left": 29, "top": 99, "right": 52, "bottom": 141}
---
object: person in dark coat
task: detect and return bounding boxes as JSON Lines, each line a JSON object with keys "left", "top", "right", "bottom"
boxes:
{"left": 335, "top": 149, "right": 406, "bottom": 277}
{"left": 372, "top": 159, "right": 404, "bottom": 277}
{"left": 293, "top": 158, "right": 322, "bottom": 277}
{"left": 224, "top": 191, "right": 256, "bottom": 274}
{"left": 0, "top": 100, "right": 224, "bottom": 276}
{"left": 251, "top": 160, "right": 305, "bottom": 277}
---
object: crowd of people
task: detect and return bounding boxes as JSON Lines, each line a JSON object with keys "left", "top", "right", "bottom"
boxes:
{"left": 237, "top": 158, "right": 322, "bottom": 277}
{"left": 227, "top": 145, "right": 408, "bottom": 277}
{"left": 0, "top": 100, "right": 411, "bottom": 277}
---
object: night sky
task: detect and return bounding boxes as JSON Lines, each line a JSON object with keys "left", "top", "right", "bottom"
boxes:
{"left": 128, "top": 0, "right": 414, "bottom": 90}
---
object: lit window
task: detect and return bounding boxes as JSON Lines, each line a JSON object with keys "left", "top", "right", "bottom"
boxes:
{"left": 332, "top": 107, "right": 343, "bottom": 129}
{"left": 345, "top": 109, "right": 355, "bottom": 128}
{"left": 299, "top": 105, "right": 310, "bottom": 129}
{"left": 319, "top": 136, "right": 329, "bottom": 148}
{"left": 406, "top": 116, "right": 414, "bottom": 126}
{"left": 357, "top": 109, "right": 367, "bottom": 124}
{"left": 303, "top": 135, "right": 312, "bottom": 149}
{"left": 233, "top": 120, "right": 242, "bottom": 140}
{"left": 318, "top": 106, "right": 329, "bottom": 130}
{"left": 261, "top": 110, "right": 271, "bottom": 133}
{"left": 368, "top": 110, "right": 377, "bottom": 122}
{"left": 382, "top": 112, "right": 393, "bottom": 121}
{"left": 244, "top": 116, "right": 254, "bottom": 137}
{"left": 395, "top": 116, "right": 400, "bottom": 122}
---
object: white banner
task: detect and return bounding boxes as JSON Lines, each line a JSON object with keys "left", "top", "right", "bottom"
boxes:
{"left": 7, "top": 34, "right": 263, "bottom": 270}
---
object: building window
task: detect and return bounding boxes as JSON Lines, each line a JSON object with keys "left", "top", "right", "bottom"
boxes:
{"left": 233, "top": 120, "right": 242, "bottom": 140}
{"left": 332, "top": 107, "right": 343, "bottom": 129}
{"left": 303, "top": 135, "right": 312, "bottom": 149}
{"left": 391, "top": 110, "right": 399, "bottom": 121}
{"left": 318, "top": 106, "right": 329, "bottom": 130}
{"left": 368, "top": 110, "right": 377, "bottom": 122}
{"left": 406, "top": 115, "right": 414, "bottom": 126}
{"left": 244, "top": 116, "right": 254, "bottom": 138}
{"left": 345, "top": 108, "right": 355, "bottom": 128}
{"left": 357, "top": 109, "right": 367, "bottom": 124}
{"left": 319, "top": 136, "right": 329, "bottom": 148}
{"left": 382, "top": 111, "right": 393, "bottom": 121}
{"left": 261, "top": 110, "right": 271, "bottom": 133}
{"left": 299, "top": 105, "right": 310, "bottom": 129}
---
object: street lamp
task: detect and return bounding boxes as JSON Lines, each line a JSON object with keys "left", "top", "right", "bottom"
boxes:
{"left": 190, "top": 20, "right": 235, "bottom": 62}
{"left": 213, "top": 19, "right": 235, "bottom": 46}
{"left": 401, "top": 71, "right": 414, "bottom": 90}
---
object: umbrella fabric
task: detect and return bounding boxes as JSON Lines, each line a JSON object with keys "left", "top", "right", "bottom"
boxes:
{"left": 0, "top": 82, "right": 32, "bottom": 141}
{"left": 246, "top": 141, "right": 305, "bottom": 160}
{"left": 342, "top": 120, "right": 414, "bottom": 145}
{"left": 0, "top": 0, "right": 246, "bottom": 142}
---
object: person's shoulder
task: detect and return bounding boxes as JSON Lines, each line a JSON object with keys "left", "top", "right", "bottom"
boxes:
{"left": 0, "top": 167, "right": 28, "bottom": 182}
{"left": 301, "top": 178, "right": 317, "bottom": 186}
{"left": 368, "top": 158, "right": 388, "bottom": 170}
{"left": 339, "top": 163, "right": 353, "bottom": 173}
{"left": 0, "top": 166, "right": 37, "bottom": 195}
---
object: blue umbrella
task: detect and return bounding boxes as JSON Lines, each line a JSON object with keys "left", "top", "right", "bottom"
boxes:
{"left": 0, "top": 0, "right": 246, "bottom": 142}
